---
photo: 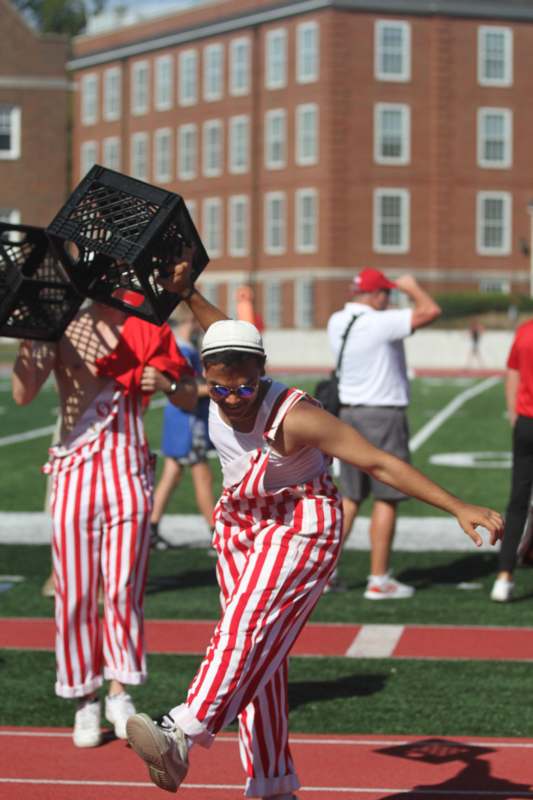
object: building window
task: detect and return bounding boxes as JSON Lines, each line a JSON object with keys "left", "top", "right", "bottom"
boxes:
{"left": 229, "top": 115, "right": 249, "bottom": 174}
{"left": 0, "top": 208, "right": 21, "bottom": 224}
{"left": 203, "top": 43, "right": 224, "bottom": 101}
{"left": 81, "top": 73, "right": 98, "bottom": 125}
{"left": 295, "top": 103, "right": 318, "bottom": 166}
{"left": 130, "top": 132, "right": 149, "bottom": 180}
{"left": 230, "top": 37, "right": 250, "bottom": 96}
{"left": 102, "top": 137, "right": 121, "bottom": 171}
{"left": 374, "top": 103, "right": 410, "bottom": 164}
{"left": 264, "top": 191, "right": 286, "bottom": 254}
{"left": 265, "top": 28, "right": 287, "bottom": 89}
{"left": 296, "top": 21, "right": 319, "bottom": 83}
{"left": 265, "top": 109, "right": 286, "bottom": 169}
{"left": 264, "top": 280, "right": 282, "bottom": 328}
{"left": 479, "top": 277, "right": 510, "bottom": 293}
{"left": 295, "top": 188, "right": 318, "bottom": 253}
{"left": 154, "top": 128, "right": 172, "bottom": 183}
{"left": 131, "top": 60, "right": 150, "bottom": 115}
{"left": 228, "top": 195, "right": 249, "bottom": 256}
{"left": 202, "top": 197, "right": 222, "bottom": 257}
{"left": 202, "top": 119, "right": 223, "bottom": 177}
{"left": 80, "top": 140, "right": 98, "bottom": 178}
{"left": 477, "top": 108, "right": 512, "bottom": 168}
{"left": 155, "top": 55, "right": 173, "bottom": 111}
{"left": 178, "top": 124, "right": 197, "bottom": 180}
{"left": 478, "top": 26, "right": 513, "bottom": 86}
{"left": 477, "top": 191, "right": 512, "bottom": 255}
{"left": 375, "top": 20, "right": 411, "bottom": 82}
{"left": 179, "top": 49, "right": 198, "bottom": 105}
{"left": 103, "top": 67, "right": 121, "bottom": 121}
{"left": 294, "top": 278, "right": 314, "bottom": 328}
{"left": 373, "top": 188, "right": 410, "bottom": 253}
{"left": 0, "top": 106, "right": 21, "bottom": 159}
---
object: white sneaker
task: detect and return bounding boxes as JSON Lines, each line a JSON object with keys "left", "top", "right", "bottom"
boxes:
{"left": 105, "top": 691, "right": 136, "bottom": 739}
{"left": 126, "top": 712, "right": 189, "bottom": 792}
{"left": 364, "top": 574, "right": 415, "bottom": 600}
{"left": 73, "top": 698, "right": 102, "bottom": 748}
{"left": 490, "top": 577, "right": 515, "bottom": 602}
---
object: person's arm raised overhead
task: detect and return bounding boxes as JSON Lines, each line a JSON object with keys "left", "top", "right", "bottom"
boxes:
{"left": 395, "top": 274, "right": 442, "bottom": 331}
{"left": 159, "top": 261, "right": 228, "bottom": 330}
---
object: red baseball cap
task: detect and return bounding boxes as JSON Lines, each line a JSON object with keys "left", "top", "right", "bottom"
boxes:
{"left": 351, "top": 268, "right": 396, "bottom": 293}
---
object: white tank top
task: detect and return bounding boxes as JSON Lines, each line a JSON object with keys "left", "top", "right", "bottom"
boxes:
{"left": 209, "top": 379, "right": 328, "bottom": 490}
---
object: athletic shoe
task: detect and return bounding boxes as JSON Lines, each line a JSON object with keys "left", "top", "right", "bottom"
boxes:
{"left": 73, "top": 697, "right": 102, "bottom": 748}
{"left": 105, "top": 691, "right": 136, "bottom": 739}
{"left": 490, "top": 577, "right": 515, "bottom": 602}
{"left": 364, "top": 574, "right": 415, "bottom": 600}
{"left": 126, "top": 712, "right": 189, "bottom": 792}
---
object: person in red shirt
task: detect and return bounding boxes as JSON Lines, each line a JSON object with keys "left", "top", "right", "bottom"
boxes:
{"left": 12, "top": 297, "right": 196, "bottom": 747}
{"left": 491, "top": 320, "right": 533, "bottom": 602}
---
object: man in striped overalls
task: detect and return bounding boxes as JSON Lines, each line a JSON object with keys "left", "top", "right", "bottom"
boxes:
{"left": 12, "top": 298, "right": 196, "bottom": 748}
{"left": 126, "top": 268, "right": 504, "bottom": 800}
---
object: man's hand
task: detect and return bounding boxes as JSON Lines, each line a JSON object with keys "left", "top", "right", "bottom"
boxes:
{"left": 395, "top": 274, "right": 419, "bottom": 293}
{"left": 455, "top": 503, "right": 504, "bottom": 547}
{"left": 141, "top": 366, "right": 172, "bottom": 394}
{"left": 157, "top": 259, "right": 192, "bottom": 296}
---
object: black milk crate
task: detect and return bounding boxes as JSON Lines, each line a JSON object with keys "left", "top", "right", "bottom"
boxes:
{"left": 46, "top": 165, "right": 210, "bottom": 325}
{"left": 0, "top": 223, "right": 83, "bottom": 341}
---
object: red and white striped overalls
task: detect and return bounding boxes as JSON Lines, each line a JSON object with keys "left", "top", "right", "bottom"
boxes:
{"left": 170, "top": 386, "right": 343, "bottom": 798}
{"left": 44, "top": 385, "right": 153, "bottom": 699}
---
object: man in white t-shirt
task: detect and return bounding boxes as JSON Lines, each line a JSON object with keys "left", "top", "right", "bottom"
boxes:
{"left": 327, "top": 268, "right": 441, "bottom": 599}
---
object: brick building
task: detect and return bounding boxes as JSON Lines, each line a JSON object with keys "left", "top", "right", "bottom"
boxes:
{"left": 68, "top": 0, "right": 533, "bottom": 328}
{"left": 0, "top": 0, "right": 70, "bottom": 228}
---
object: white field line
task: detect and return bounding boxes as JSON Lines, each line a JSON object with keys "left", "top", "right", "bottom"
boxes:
{"left": 346, "top": 624, "right": 404, "bottom": 658}
{"left": 409, "top": 376, "right": 500, "bottom": 453}
{"left": 0, "top": 398, "right": 168, "bottom": 448}
{"left": 0, "top": 779, "right": 532, "bottom": 796}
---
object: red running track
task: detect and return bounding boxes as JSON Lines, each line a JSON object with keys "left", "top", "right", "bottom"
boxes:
{"left": 3, "top": 618, "right": 533, "bottom": 661}
{"left": 0, "top": 728, "right": 532, "bottom": 800}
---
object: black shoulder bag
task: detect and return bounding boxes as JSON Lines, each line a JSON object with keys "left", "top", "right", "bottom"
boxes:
{"left": 314, "top": 315, "right": 358, "bottom": 416}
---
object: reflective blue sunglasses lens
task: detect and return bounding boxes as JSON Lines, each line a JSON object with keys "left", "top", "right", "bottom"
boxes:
{"left": 211, "top": 384, "right": 256, "bottom": 399}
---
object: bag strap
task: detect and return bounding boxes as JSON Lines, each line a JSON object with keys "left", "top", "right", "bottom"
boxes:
{"left": 335, "top": 315, "right": 359, "bottom": 378}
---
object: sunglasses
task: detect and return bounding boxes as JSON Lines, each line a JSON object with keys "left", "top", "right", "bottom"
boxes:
{"left": 209, "top": 382, "right": 258, "bottom": 400}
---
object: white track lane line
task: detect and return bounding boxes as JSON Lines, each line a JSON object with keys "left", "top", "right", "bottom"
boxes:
{"left": 346, "top": 624, "right": 405, "bottom": 658}
{"left": 409, "top": 376, "right": 500, "bottom": 453}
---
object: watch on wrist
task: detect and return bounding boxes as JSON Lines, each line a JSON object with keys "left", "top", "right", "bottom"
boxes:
{"left": 165, "top": 380, "right": 178, "bottom": 395}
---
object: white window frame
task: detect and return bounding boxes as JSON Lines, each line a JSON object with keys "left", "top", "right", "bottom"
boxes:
{"left": 81, "top": 73, "right": 98, "bottom": 125}
{"left": 179, "top": 49, "right": 198, "bottom": 106}
{"left": 479, "top": 277, "right": 510, "bottom": 293}
{"left": 375, "top": 20, "right": 411, "bottom": 82}
{"left": 154, "top": 127, "right": 172, "bottom": 183}
{"left": 265, "top": 108, "right": 286, "bottom": 170}
{"left": 265, "top": 28, "right": 287, "bottom": 89}
{"left": 0, "top": 208, "right": 21, "bottom": 224}
{"left": 374, "top": 103, "right": 411, "bottom": 165}
{"left": 80, "top": 140, "right": 98, "bottom": 178}
{"left": 203, "top": 42, "right": 224, "bottom": 102}
{"left": 0, "top": 106, "right": 21, "bottom": 160}
{"left": 296, "top": 20, "right": 319, "bottom": 83}
{"left": 230, "top": 36, "right": 250, "bottom": 96}
{"left": 102, "top": 136, "right": 121, "bottom": 171}
{"left": 178, "top": 123, "right": 197, "bottom": 180}
{"left": 155, "top": 54, "right": 173, "bottom": 111}
{"left": 477, "top": 108, "right": 512, "bottom": 169}
{"left": 131, "top": 60, "right": 150, "bottom": 115}
{"left": 478, "top": 26, "right": 513, "bottom": 87}
{"left": 229, "top": 114, "right": 249, "bottom": 174}
{"left": 264, "top": 280, "right": 282, "bottom": 328}
{"left": 202, "top": 197, "right": 223, "bottom": 258}
{"left": 476, "top": 191, "right": 512, "bottom": 256}
{"left": 295, "top": 188, "right": 318, "bottom": 254}
{"left": 202, "top": 119, "right": 223, "bottom": 178}
{"left": 103, "top": 67, "right": 121, "bottom": 121}
{"left": 228, "top": 195, "right": 249, "bottom": 257}
{"left": 373, "top": 188, "right": 410, "bottom": 253}
{"left": 294, "top": 277, "right": 315, "bottom": 329}
{"left": 264, "top": 191, "right": 286, "bottom": 255}
{"left": 130, "top": 131, "right": 149, "bottom": 181}
{"left": 295, "top": 103, "right": 318, "bottom": 166}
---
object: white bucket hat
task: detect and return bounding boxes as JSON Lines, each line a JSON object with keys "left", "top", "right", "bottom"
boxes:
{"left": 201, "top": 319, "right": 265, "bottom": 357}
